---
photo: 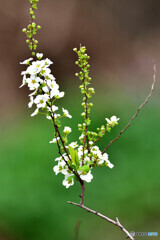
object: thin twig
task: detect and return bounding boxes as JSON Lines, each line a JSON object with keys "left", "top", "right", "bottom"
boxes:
{"left": 102, "top": 64, "right": 157, "bottom": 154}
{"left": 67, "top": 201, "right": 134, "bottom": 240}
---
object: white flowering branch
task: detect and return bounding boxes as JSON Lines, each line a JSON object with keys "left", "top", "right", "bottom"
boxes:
{"left": 67, "top": 201, "right": 134, "bottom": 240}
{"left": 20, "top": 1, "right": 157, "bottom": 239}
{"left": 49, "top": 102, "right": 85, "bottom": 204}
{"left": 102, "top": 64, "right": 157, "bottom": 154}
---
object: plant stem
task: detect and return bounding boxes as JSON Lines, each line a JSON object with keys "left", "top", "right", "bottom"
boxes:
{"left": 79, "top": 181, "right": 85, "bottom": 205}
{"left": 102, "top": 64, "right": 157, "bottom": 154}
{"left": 67, "top": 201, "right": 134, "bottom": 240}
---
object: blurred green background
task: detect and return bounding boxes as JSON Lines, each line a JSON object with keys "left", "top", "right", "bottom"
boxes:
{"left": 0, "top": 0, "right": 160, "bottom": 239}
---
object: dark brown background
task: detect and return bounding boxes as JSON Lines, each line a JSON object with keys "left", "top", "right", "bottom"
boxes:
{"left": 1, "top": 0, "right": 160, "bottom": 115}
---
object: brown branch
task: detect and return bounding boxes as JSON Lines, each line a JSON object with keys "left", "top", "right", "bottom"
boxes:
{"left": 67, "top": 201, "right": 134, "bottom": 240}
{"left": 51, "top": 114, "right": 77, "bottom": 176}
{"left": 102, "top": 64, "right": 157, "bottom": 154}
{"left": 52, "top": 116, "right": 85, "bottom": 204}
{"left": 47, "top": 95, "right": 86, "bottom": 204}
{"left": 79, "top": 181, "right": 85, "bottom": 205}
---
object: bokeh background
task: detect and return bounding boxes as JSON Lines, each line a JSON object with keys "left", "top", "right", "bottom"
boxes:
{"left": 0, "top": 0, "right": 160, "bottom": 239}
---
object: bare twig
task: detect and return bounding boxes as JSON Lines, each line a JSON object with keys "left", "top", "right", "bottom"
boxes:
{"left": 67, "top": 201, "right": 134, "bottom": 240}
{"left": 102, "top": 64, "right": 157, "bottom": 154}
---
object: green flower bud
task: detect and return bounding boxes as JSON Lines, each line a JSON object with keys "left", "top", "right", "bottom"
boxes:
{"left": 32, "top": 51, "right": 35, "bottom": 56}
{"left": 32, "top": 22, "right": 36, "bottom": 28}
{"left": 32, "top": 4, "right": 37, "bottom": 9}
{"left": 37, "top": 25, "right": 41, "bottom": 29}
{"left": 22, "top": 28, "right": 27, "bottom": 33}
{"left": 33, "top": 44, "right": 37, "bottom": 50}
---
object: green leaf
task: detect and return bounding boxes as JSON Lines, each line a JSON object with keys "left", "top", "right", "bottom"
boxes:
{"left": 78, "top": 165, "right": 90, "bottom": 173}
{"left": 69, "top": 146, "right": 79, "bottom": 168}
{"left": 66, "top": 175, "right": 77, "bottom": 182}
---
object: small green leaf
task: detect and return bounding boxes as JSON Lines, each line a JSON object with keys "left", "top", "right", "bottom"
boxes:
{"left": 78, "top": 165, "right": 90, "bottom": 173}
{"left": 69, "top": 146, "right": 79, "bottom": 168}
{"left": 66, "top": 175, "right": 77, "bottom": 181}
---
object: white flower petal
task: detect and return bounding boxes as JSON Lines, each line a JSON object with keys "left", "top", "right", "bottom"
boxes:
{"left": 31, "top": 108, "right": 39, "bottom": 117}
{"left": 20, "top": 58, "right": 33, "bottom": 65}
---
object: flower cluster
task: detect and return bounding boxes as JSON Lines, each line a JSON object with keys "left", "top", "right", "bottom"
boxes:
{"left": 54, "top": 143, "right": 114, "bottom": 188}
{"left": 20, "top": 48, "right": 120, "bottom": 189}
{"left": 20, "top": 53, "right": 71, "bottom": 121}
{"left": 52, "top": 115, "right": 119, "bottom": 188}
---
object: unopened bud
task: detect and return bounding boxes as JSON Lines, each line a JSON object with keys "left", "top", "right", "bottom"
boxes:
{"left": 22, "top": 28, "right": 27, "bottom": 33}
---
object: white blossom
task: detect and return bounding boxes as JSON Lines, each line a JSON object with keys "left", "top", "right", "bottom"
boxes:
{"left": 47, "top": 105, "right": 58, "bottom": 112}
{"left": 62, "top": 175, "right": 74, "bottom": 188}
{"left": 34, "top": 94, "right": 49, "bottom": 108}
{"left": 31, "top": 108, "right": 39, "bottom": 117}
{"left": 41, "top": 67, "right": 51, "bottom": 77}
{"left": 20, "top": 58, "right": 33, "bottom": 65}
{"left": 50, "top": 89, "right": 60, "bottom": 98}
{"left": 62, "top": 108, "right": 72, "bottom": 118}
{"left": 47, "top": 80, "right": 59, "bottom": 90}
{"left": 26, "top": 75, "right": 40, "bottom": 90}
{"left": 106, "top": 159, "right": 114, "bottom": 169}
{"left": 63, "top": 126, "right": 72, "bottom": 134}
{"left": 69, "top": 142, "right": 78, "bottom": 148}
{"left": 26, "top": 65, "right": 38, "bottom": 75}
{"left": 28, "top": 96, "right": 34, "bottom": 108}
{"left": 46, "top": 74, "right": 55, "bottom": 81}
{"left": 50, "top": 137, "right": 60, "bottom": 143}
{"left": 57, "top": 91, "right": 65, "bottom": 98}
{"left": 52, "top": 105, "right": 58, "bottom": 112}
{"left": 42, "top": 86, "right": 49, "bottom": 93}
{"left": 36, "top": 53, "right": 43, "bottom": 59}
{"left": 45, "top": 58, "right": 53, "bottom": 66}
{"left": 54, "top": 113, "right": 61, "bottom": 119}
{"left": 46, "top": 115, "right": 52, "bottom": 120}
{"left": 53, "top": 161, "right": 66, "bottom": 175}
{"left": 29, "top": 90, "right": 37, "bottom": 97}
{"left": 19, "top": 75, "right": 27, "bottom": 88}
{"left": 32, "top": 60, "right": 46, "bottom": 73}
{"left": 105, "top": 116, "right": 120, "bottom": 124}
{"left": 55, "top": 156, "right": 62, "bottom": 162}
{"left": 51, "top": 90, "right": 64, "bottom": 99}
{"left": 78, "top": 170, "right": 93, "bottom": 183}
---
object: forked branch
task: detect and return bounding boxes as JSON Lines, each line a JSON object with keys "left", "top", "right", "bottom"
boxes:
{"left": 102, "top": 64, "right": 157, "bottom": 154}
{"left": 67, "top": 201, "right": 134, "bottom": 240}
